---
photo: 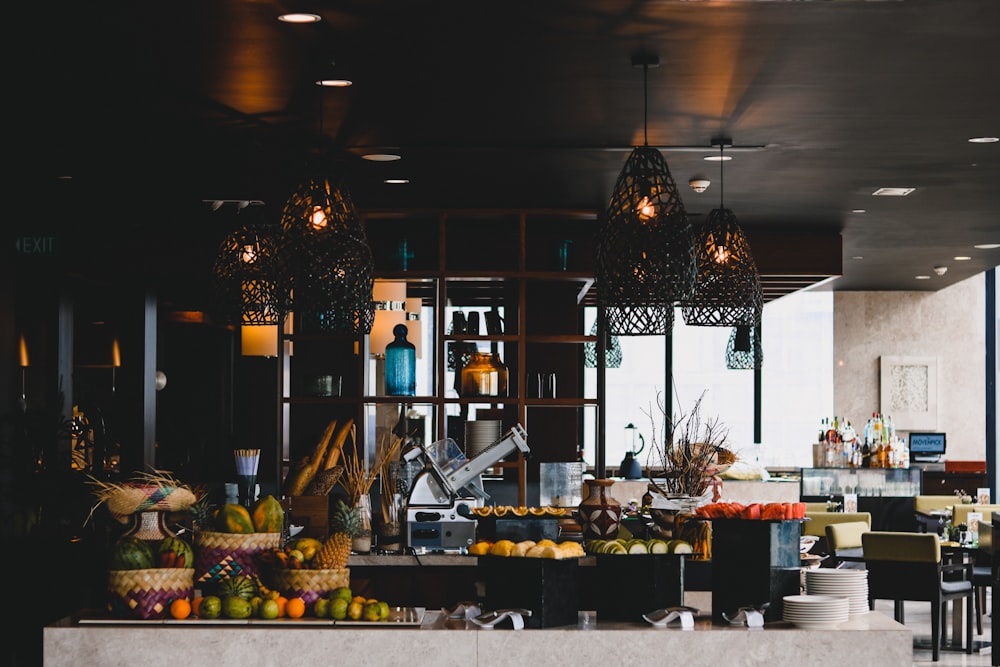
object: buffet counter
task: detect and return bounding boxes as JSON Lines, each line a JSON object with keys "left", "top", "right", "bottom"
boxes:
{"left": 44, "top": 608, "right": 911, "bottom": 667}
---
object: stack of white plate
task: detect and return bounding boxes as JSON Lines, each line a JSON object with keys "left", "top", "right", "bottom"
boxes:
{"left": 782, "top": 594, "right": 851, "bottom": 628}
{"left": 465, "top": 420, "right": 502, "bottom": 458}
{"left": 805, "top": 568, "right": 870, "bottom": 616}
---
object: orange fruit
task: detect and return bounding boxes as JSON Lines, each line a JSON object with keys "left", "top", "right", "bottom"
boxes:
{"left": 512, "top": 506, "right": 529, "bottom": 516}
{"left": 191, "top": 596, "right": 204, "bottom": 616}
{"left": 169, "top": 598, "right": 192, "bottom": 620}
{"left": 493, "top": 505, "right": 509, "bottom": 517}
{"left": 528, "top": 507, "right": 547, "bottom": 516}
{"left": 275, "top": 596, "right": 288, "bottom": 617}
{"left": 352, "top": 595, "right": 367, "bottom": 605}
{"left": 285, "top": 597, "right": 306, "bottom": 619}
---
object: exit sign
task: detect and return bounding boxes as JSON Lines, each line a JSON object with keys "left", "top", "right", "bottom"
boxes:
{"left": 15, "top": 236, "right": 57, "bottom": 255}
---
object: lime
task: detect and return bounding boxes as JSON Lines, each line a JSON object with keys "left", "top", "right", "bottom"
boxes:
{"left": 362, "top": 601, "right": 381, "bottom": 622}
{"left": 259, "top": 598, "right": 280, "bottom": 620}
{"left": 199, "top": 595, "right": 222, "bottom": 619}
{"left": 330, "top": 598, "right": 349, "bottom": 620}
{"left": 328, "top": 586, "right": 353, "bottom": 603}
{"left": 314, "top": 598, "right": 331, "bottom": 619}
{"left": 377, "top": 601, "right": 389, "bottom": 621}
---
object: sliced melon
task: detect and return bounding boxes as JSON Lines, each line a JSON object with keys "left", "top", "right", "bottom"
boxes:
{"left": 627, "top": 541, "right": 649, "bottom": 554}
{"left": 647, "top": 539, "right": 670, "bottom": 554}
{"left": 667, "top": 539, "right": 693, "bottom": 554}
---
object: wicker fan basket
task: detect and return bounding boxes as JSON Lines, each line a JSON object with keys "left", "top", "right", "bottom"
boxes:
{"left": 108, "top": 568, "right": 194, "bottom": 620}
{"left": 270, "top": 568, "right": 350, "bottom": 607}
{"left": 194, "top": 531, "right": 281, "bottom": 583}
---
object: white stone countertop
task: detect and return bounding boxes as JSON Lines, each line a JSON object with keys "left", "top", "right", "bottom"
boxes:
{"left": 45, "top": 608, "right": 912, "bottom": 667}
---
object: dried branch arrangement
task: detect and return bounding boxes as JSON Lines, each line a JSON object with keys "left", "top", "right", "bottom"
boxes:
{"left": 341, "top": 428, "right": 403, "bottom": 506}
{"left": 644, "top": 391, "right": 733, "bottom": 498}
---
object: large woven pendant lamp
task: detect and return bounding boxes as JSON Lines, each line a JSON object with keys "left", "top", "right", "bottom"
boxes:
{"left": 681, "top": 141, "right": 762, "bottom": 327}
{"left": 596, "top": 53, "right": 696, "bottom": 336}
{"left": 279, "top": 174, "right": 375, "bottom": 335}
{"left": 726, "top": 324, "right": 763, "bottom": 370}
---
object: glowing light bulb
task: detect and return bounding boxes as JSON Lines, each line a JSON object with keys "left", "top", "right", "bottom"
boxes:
{"left": 241, "top": 244, "right": 258, "bottom": 264}
{"left": 310, "top": 205, "right": 328, "bottom": 229}
{"left": 714, "top": 246, "right": 730, "bottom": 264}
{"left": 636, "top": 196, "right": 656, "bottom": 220}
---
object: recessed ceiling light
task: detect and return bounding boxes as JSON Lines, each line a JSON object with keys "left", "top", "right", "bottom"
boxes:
{"left": 974, "top": 243, "right": 1000, "bottom": 250}
{"left": 316, "top": 79, "right": 352, "bottom": 87}
{"left": 851, "top": 209, "right": 866, "bottom": 214}
{"left": 872, "top": 187, "right": 915, "bottom": 196}
{"left": 384, "top": 179, "right": 410, "bottom": 184}
{"left": 363, "top": 153, "right": 401, "bottom": 162}
{"left": 278, "top": 13, "right": 321, "bottom": 23}
{"left": 915, "top": 275, "right": 931, "bottom": 280}
{"left": 968, "top": 136, "right": 999, "bottom": 143}
{"left": 703, "top": 155, "right": 733, "bottom": 162}
{"left": 954, "top": 256, "right": 972, "bottom": 261}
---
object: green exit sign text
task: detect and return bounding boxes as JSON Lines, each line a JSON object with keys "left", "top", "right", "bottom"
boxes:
{"left": 15, "top": 236, "right": 57, "bottom": 255}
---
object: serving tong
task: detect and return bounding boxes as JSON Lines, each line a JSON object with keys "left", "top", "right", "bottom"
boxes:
{"left": 642, "top": 605, "right": 699, "bottom": 628}
{"left": 471, "top": 608, "right": 533, "bottom": 630}
{"left": 721, "top": 602, "right": 770, "bottom": 627}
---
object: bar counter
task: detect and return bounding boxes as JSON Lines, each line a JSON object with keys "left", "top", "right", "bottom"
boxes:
{"left": 44, "top": 607, "right": 911, "bottom": 667}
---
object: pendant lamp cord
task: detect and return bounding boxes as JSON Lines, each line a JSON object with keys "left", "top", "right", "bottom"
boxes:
{"left": 642, "top": 63, "right": 649, "bottom": 147}
{"left": 719, "top": 144, "right": 725, "bottom": 208}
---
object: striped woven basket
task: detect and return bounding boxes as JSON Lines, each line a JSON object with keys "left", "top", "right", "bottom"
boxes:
{"left": 108, "top": 568, "right": 194, "bottom": 620}
{"left": 194, "top": 531, "right": 281, "bottom": 584}
{"left": 270, "top": 568, "right": 350, "bottom": 607}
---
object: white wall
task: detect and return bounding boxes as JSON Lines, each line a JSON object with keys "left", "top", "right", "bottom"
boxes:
{"left": 833, "top": 274, "right": 986, "bottom": 462}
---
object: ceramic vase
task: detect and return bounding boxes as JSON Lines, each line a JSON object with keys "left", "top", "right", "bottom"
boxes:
{"left": 577, "top": 479, "right": 622, "bottom": 541}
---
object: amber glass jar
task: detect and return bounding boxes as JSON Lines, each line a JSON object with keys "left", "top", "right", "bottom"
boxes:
{"left": 461, "top": 351, "right": 503, "bottom": 397}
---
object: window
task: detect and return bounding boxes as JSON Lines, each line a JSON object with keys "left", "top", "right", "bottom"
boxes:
{"left": 584, "top": 290, "right": 833, "bottom": 473}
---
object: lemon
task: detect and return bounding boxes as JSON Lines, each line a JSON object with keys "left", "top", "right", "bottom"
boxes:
{"left": 378, "top": 601, "right": 389, "bottom": 620}
{"left": 347, "top": 600, "right": 364, "bottom": 620}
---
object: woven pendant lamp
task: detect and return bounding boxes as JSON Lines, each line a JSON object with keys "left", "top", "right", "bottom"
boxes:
{"left": 280, "top": 175, "right": 375, "bottom": 335}
{"left": 596, "top": 53, "right": 696, "bottom": 336}
{"left": 681, "top": 142, "right": 762, "bottom": 327}
{"left": 726, "top": 324, "right": 763, "bottom": 370}
{"left": 212, "top": 209, "right": 288, "bottom": 328}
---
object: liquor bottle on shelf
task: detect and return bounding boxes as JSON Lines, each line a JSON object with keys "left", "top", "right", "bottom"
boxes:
{"left": 385, "top": 324, "right": 416, "bottom": 396}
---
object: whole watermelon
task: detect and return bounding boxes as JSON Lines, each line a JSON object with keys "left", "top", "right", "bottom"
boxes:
{"left": 109, "top": 536, "right": 156, "bottom": 570}
{"left": 157, "top": 536, "right": 195, "bottom": 569}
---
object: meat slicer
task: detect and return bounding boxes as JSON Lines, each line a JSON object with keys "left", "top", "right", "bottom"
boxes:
{"left": 403, "top": 423, "right": 529, "bottom": 553}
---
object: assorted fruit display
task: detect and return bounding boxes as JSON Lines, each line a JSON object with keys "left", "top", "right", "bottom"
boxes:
{"left": 470, "top": 505, "right": 570, "bottom": 517}
{"left": 467, "top": 538, "right": 586, "bottom": 558}
{"left": 693, "top": 501, "right": 807, "bottom": 520}
{"left": 585, "top": 537, "right": 693, "bottom": 555}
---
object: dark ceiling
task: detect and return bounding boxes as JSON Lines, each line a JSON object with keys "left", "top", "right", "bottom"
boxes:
{"left": 12, "top": 0, "right": 1000, "bottom": 313}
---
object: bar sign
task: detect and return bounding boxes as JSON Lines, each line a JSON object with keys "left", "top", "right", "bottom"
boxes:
{"left": 15, "top": 236, "right": 57, "bottom": 255}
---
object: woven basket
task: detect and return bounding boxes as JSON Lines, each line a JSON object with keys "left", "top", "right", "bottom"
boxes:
{"left": 108, "top": 568, "right": 194, "bottom": 620}
{"left": 194, "top": 531, "right": 281, "bottom": 584}
{"left": 270, "top": 568, "right": 350, "bottom": 607}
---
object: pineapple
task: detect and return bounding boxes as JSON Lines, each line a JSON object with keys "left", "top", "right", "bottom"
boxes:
{"left": 187, "top": 494, "right": 216, "bottom": 532}
{"left": 313, "top": 499, "right": 362, "bottom": 569}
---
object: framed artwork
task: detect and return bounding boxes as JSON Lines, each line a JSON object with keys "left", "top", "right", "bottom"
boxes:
{"left": 879, "top": 355, "right": 938, "bottom": 430}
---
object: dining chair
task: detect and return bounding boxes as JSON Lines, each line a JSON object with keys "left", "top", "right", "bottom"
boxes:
{"left": 947, "top": 505, "right": 998, "bottom": 634}
{"left": 862, "top": 531, "right": 974, "bottom": 662}
{"left": 824, "top": 520, "right": 868, "bottom": 569}
{"left": 803, "top": 511, "right": 872, "bottom": 556}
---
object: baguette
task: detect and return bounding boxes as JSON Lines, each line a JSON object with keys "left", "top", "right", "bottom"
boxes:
{"left": 283, "top": 419, "right": 337, "bottom": 496}
{"left": 322, "top": 417, "right": 355, "bottom": 471}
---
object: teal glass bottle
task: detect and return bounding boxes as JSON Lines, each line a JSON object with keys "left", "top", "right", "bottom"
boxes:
{"left": 385, "top": 323, "right": 416, "bottom": 396}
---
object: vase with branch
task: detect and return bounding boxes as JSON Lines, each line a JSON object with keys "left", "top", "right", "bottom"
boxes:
{"left": 642, "top": 391, "right": 737, "bottom": 538}
{"left": 341, "top": 428, "right": 403, "bottom": 554}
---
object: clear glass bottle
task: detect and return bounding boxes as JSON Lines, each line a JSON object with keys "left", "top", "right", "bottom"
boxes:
{"left": 385, "top": 324, "right": 416, "bottom": 396}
